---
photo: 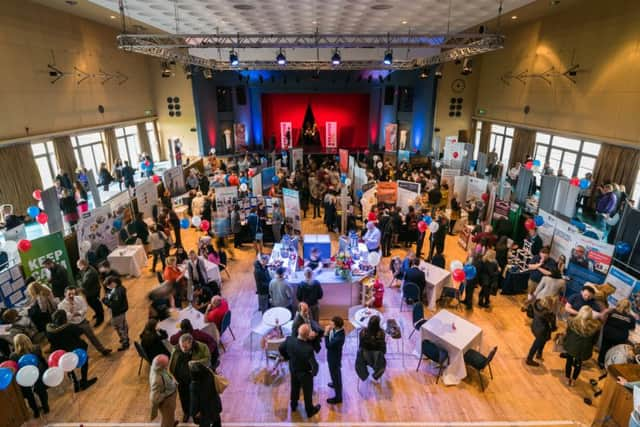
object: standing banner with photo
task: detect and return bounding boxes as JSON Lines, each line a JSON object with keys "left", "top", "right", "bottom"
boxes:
{"left": 280, "top": 122, "right": 292, "bottom": 150}
{"left": 549, "top": 219, "right": 578, "bottom": 263}
{"left": 163, "top": 166, "right": 185, "bottom": 196}
{"left": 19, "top": 232, "right": 75, "bottom": 286}
{"left": 261, "top": 167, "right": 276, "bottom": 195}
{"left": 282, "top": 188, "right": 302, "bottom": 236}
{"left": 376, "top": 181, "right": 398, "bottom": 204}
{"left": 605, "top": 266, "right": 639, "bottom": 306}
{"left": 467, "top": 177, "right": 488, "bottom": 202}
{"left": 453, "top": 176, "right": 469, "bottom": 204}
{"left": 135, "top": 179, "right": 158, "bottom": 219}
{"left": 352, "top": 164, "right": 368, "bottom": 199}
{"left": 0, "top": 264, "right": 26, "bottom": 308}
{"left": 360, "top": 186, "right": 377, "bottom": 221}
{"left": 214, "top": 186, "right": 239, "bottom": 219}
{"left": 339, "top": 149, "right": 349, "bottom": 174}
{"left": 76, "top": 206, "right": 119, "bottom": 253}
{"left": 440, "top": 168, "right": 460, "bottom": 203}
{"left": 234, "top": 123, "right": 247, "bottom": 150}
{"left": 41, "top": 187, "right": 64, "bottom": 234}
{"left": 325, "top": 122, "right": 338, "bottom": 149}
{"left": 397, "top": 180, "right": 421, "bottom": 211}
{"left": 573, "top": 234, "right": 614, "bottom": 275}
{"left": 384, "top": 123, "right": 398, "bottom": 152}
{"left": 251, "top": 174, "right": 262, "bottom": 196}
{"left": 291, "top": 148, "right": 304, "bottom": 172}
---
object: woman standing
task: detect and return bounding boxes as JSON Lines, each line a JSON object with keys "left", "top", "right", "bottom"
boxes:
{"left": 449, "top": 192, "right": 461, "bottom": 235}
{"left": 149, "top": 355, "right": 178, "bottom": 427}
{"left": 26, "top": 281, "right": 58, "bottom": 332}
{"left": 478, "top": 250, "right": 500, "bottom": 308}
{"left": 73, "top": 180, "right": 89, "bottom": 215}
{"left": 189, "top": 361, "right": 223, "bottom": 427}
{"left": 148, "top": 224, "right": 168, "bottom": 273}
{"left": 563, "top": 306, "right": 601, "bottom": 386}
{"left": 10, "top": 334, "right": 49, "bottom": 417}
{"left": 526, "top": 296, "right": 557, "bottom": 366}
{"left": 598, "top": 299, "right": 637, "bottom": 368}
{"left": 112, "top": 159, "right": 124, "bottom": 191}
{"left": 98, "top": 162, "right": 112, "bottom": 191}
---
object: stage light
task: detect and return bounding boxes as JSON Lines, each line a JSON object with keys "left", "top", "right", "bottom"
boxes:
{"left": 229, "top": 50, "right": 239, "bottom": 66}
{"left": 161, "top": 62, "right": 172, "bottom": 78}
{"left": 419, "top": 68, "right": 429, "bottom": 79}
{"left": 434, "top": 64, "right": 443, "bottom": 79}
{"left": 462, "top": 58, "right": 473, "bottom": 75}
{"left": 184, "top": 65, "right": 192, "bottom": 79}
{"left": 383, "top": 49, "right": 393, "bottom": 65}
{"left": 276, "top": 49, "right": 286, "bottom": 65}
{"left": 331, "top": 49, "right": 341, "bottom": 65}
{"left": 202, "top": 68, "right": 213, "bottom": 79}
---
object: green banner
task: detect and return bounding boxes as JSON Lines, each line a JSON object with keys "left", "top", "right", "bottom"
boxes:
{"left": 19, "top": 232, "right": 75, "bottom": 286}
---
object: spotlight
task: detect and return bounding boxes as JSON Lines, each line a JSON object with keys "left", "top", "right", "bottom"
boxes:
{"left": 461, "top": 58, "right": 473, "bottom": 75}
{"left": 229, "top": 50, "right": 239, "bottom": 66}
{"left": 419, "top": 68, "right": 429, "bottom": 79}
{"left": 434, "top": 65, "right": 443, "bottom": 79}
{"left": 276, "top": 49, "right": 286, "bottom": 65}
{"left": 202, "top": 68, "right": 213, "bottom": 79}
{"left": 331, "top": 49, "right": 341, "bottom": 65}
{"left": 161, "top": 62, "right": 172, "bottom": 78}
{"left": 184, "top": 65, "right": 192, "bottom": 79}
{"left": 383, "top": 49, "right": 393, "bottom": 65}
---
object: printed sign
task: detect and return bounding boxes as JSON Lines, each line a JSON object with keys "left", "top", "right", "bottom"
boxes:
{"left": 135, "top": 179, "right": 158, "bottom": 219}
{"left": 606, "top": 266, "right": 639, "bottom": 306}
{"left": 163, "top": 166, "right": 186, "bottom": 196}
{"left": 384, "top": 123, "right": 398, "bottom": 152}
{"left": 376, "top": 181, "right": 398, "bottom": 204}
{"left": 19, "top": 232, "right": 74, "bottom": 286}
{"left": 282, "top": 188, "right": 301, "bottom": 235}
{"left": 280, "top": 122, "right": 292, "bottom": 150}
{"left": 326, "top": 121, "right": 338, "bottom": 149}
{"left": 339, "top": 149, "right": 349, "bottom": 174}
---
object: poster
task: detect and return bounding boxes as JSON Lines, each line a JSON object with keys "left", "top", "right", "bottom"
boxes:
{"left": 251, "top": 174, "right": 262, "bottom": 197}
{"left": 467, "top": 177, "right": 488, "bottom": 203}
{"left": 537, "top": 210, "right": 558, "bottom": 247}
{"left": 41, "top": 186, "right": 64, "bottom": 234}
{"left": 360, "top": 186, "right": 377, "bottom": 221}
{"left": 325, "top": 121, "right": 337, "bottom": 149}
{"left": 291, "top": 148, "right": 304, "bottom": 172}
{"left": 0, "top": 265, "right": 25, "bottom": 309}
{"left": 376, "top": 181, "right": 398, "bottom": 204}
{"left": 280, "top": 122, "right": 292, "bottom": 150}
{"left": 348, "top": 156, "right": 355, "bottom": 182}
{"left": 261, "top": 167, "right": 276, "bottom": 196}
{"left": 282, "top": 188, "right": 301, "bottom": 235}
{"left": 444, "top": 138, "right": 466, "bottom": 163}
{"left": 549, "top": 219, "right": 578, "bottom": 263}
{"left": 339, "top": 149, "right": 349, "bottom": 174}
{"left": 76, "top": 205, "right": 120, "bottom": 253}
{"left": 163, "top": 166, "right": 185, "bottom": 196}
{"left": 384, "top": 123, "right": 398, "bottom": 152}
{"left": 135, "top": 179, "right": 159, "bottom": 219}
{"left": 19, "top": 232, "right": 74, "bottom": 286}
{"left": 573, "top": 234, "right": 614, "bottom": 275}
{"left": 397, "top": 180, "right": 421, "bottom": 210}
{"left": 398, "top": 150, "right": 411, "bottom": 164}
{"left": 234, "top": 123, "right": 247, "bottom": 150}
{"left": 453, "top": 176, "right": 469, "bottom": 205}
{"left": 606, "top": 266, "right": 639, "bottom": 306}
{"left": 440, "top": 168, "right": 460, "bottom": 203}
{"left": 214, "top": 186, "right": 239, "bottom": 219}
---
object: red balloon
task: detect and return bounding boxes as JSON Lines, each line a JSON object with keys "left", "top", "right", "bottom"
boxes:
{"left": 229, "top": 175, "right": 239, "bottom": 186}
{"left": 48, "top": 350, "right": 66, "bottom": 368}
{"left": 525, "top": 161, "right": 533, "bottom": 170}
{"left": 0, "top": 360, "right": 18, "bottom": 373}
{"left": 200, "top": 220, "right": 210, "bottom": 232}
{"left": 524, "top": 218, "right": 536, "bottom": 230}
{"left": 36, "top": 212, "right": 48, "bottom": 224}
{"left": 17, "top": 239, "right": 32, "bottom": 253}
{"left": 247, "top": 169, "right": 255, "bottom": 178}
{"left": 570, "top": 177, "right": 580, "bottom": 187}
{"left": 367, "top": 212, "right": 377, "bottom": 222}
{"left": 32, "top": 189, "right": 42, "bottom": 201}
{"left": 152, "top": 175, "right": 161, "bottom": 184}
{"left": 417, "top": 220, "right": 427, "bottom": 233}
{"left": 364, "top": 149, "right": 370, "bottom": 156}
{"left": 145, "top": 160, "right": 150, "bottom": 167}
{"left": 481, "top": 193, "right": 489, "bottom": 202}
{"left": 452, "top": 268, "right": 466, "bottom": 282}
{"left": 453, "top": 152, "right": 459, "bottom": 159}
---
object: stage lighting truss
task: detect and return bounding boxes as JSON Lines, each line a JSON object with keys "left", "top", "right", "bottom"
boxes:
{"left": 117, "top": 32, "right": 504, "bottom": 71}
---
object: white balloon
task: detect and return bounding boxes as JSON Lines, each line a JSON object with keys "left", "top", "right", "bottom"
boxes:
{"left": 450, "top": 260, "right": 463, "bottom": 271}
{"left": 42, "top": 367, "right": 64, "bottom": 387}
{"left": 191, "top": 216, "right": 202, "bottom": 228}
{"left": 239, "top": 183, "right": 248, "bottom": 192}
{"left": 344, "top": 178, "right": 352, "bottom": 186}
{"left": 59, "top": 352, "right": 79, "bottom": 372}
{"left": 429, "top": 222, "right": 439, "bottom": 233}
{"left": 463, "top": 150, "right": 468, "bottom": 156}
{"left": 376, "top": 162, "right": 383, "bottom": 169}
{"left": 435, "top": 161, "right": 441, "bottom": 168}
{"left": 209, "top": 148, "right": 216, "bottom": 155}
{"left": 16, "top": 366, "right": 39, "bottom": 387}
{"left": 367, "top": 251, "right": 381, "bottom": 267}
{"left": 80, "top": 240, "right": 91, "bottom": 252}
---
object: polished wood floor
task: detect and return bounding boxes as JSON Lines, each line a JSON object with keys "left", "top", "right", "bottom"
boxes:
{"left": 34, "top": 215, "right": 599, "bottom": 426}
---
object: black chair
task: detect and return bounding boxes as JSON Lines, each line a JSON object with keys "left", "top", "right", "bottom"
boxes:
{"left": 134, "top": 341, "right": 151, "bottom": 375}
{"left": 439, "top": 282, "right": 465, "bottom": 311}
{"left": 219, "top": 310, "right": 236, "bottom": 352}
{"left": 408, "top": 302, "right": 428, "bottom": 340}
{"left": 463, "top": 346, "right": 498, "bottom": 391}
{"left": 401, "top": 282, "right": 420, "bottom": 312}
{"left": 416, "top": 339, "right": 449, "bottom": 384}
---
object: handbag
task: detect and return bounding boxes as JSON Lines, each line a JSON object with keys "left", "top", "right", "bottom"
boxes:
{"left": 553, "top": 332, "right": 566, "bottom": 353}
{"left": 213, "top": 372, "right": 229, "bottom": 394}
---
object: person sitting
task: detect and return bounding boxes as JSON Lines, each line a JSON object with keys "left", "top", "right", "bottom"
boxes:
{"left": 296, "top": 268, "right": 324, "bottom": 322}
{"left": 204, "top": 296, "right": 229, "bottom": 332}
{"left": 192, "top": 285, "right": 215, "bottom": 313}
{"left": 148, "top": 281, "right": 176, "bottom": 320}
{"left": 1, "top": 308, "right": 37, "bottom": 342}
{"left": 139, "top": 318, "right": 170, "bottom": 361}
{"left": 404, "top": 258, "right": 426, "bottom": 298}
{"left": 170, "top": 319, "right": 219, "bottom": 369}
{"left": 565, "top": 285, "right": 603, "bottom": 319}
{"left": 355, "top": 315, "right": 386, "bottom": 382}
{"left": 10, "top": 334, "right": 49, "bottom": 417}
{"left": 305, "top": 247, "right": 323, "bottom": 273}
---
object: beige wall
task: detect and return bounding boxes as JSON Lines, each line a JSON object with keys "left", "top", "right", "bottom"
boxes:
{"left": 0, "top": 0, "right": 154, "bottom": 142}
{"left": 150, "top": 63, "right": 200, "bottom": 157}
{"left": 474, "top": 0, "right": 640, "bottom": 146}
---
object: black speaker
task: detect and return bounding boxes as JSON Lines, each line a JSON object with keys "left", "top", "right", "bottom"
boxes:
{"left": 167, "top": 96, "right": 181, "bottom": 118}
{"left": 235, "top": 85, "right": 247, "bottom": 105}
{"left": 384, "top": 86, "right": 395, "bottom": 105}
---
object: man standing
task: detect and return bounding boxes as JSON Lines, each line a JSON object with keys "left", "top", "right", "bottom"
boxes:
{"left": 378, "top": 209, "right": 392, "bottom": 257}
{"left": 76, "top": 259, "right": 104, "bottom": 327}
{"left": 43, "top": 258, "right": 70, "bottom": 300}
{"left": 186, "top": 250, "right": 209, "bottom": 302}
{"left": 280, "top": 324, "right": 321, "bottom": 417}
{"left": 363, "top": 220, "right": 381, "bottom": 253}
{"left": 404, "top": 258, "right": 427, "bottom": 298}
{"left": 254, "top": 254, "right": 271, "bottom": 313}
{"left": 324, "top": 316, "right": 345, "bottom": 405}
{"left": 169, "top": 334, "right": 210, "bottom": 423}
{"left": 102, "top": 276, "right": 130, "bottom": 351}
{"left": 57, "top": 287, "right": 111, "bottom": 356}
{"left": 122, "top": 161, "right": 136, "bottom": 189}
{"left": 296, "top": 268, "right": 324, "bottom": 322}
{"left": 269, "top": 267, "right": 293, "bottom": 312}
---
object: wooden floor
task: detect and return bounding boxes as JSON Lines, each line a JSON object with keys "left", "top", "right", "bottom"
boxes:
{"left": 35, "top": 215, "right": 599, "bottom": 427}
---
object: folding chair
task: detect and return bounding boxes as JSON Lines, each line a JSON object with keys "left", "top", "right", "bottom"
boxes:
{"left": 219, "top": 310, "right": 236, "bottom": 352}
{"left": 416, "top": 339, "right": 449, "bottom": 384}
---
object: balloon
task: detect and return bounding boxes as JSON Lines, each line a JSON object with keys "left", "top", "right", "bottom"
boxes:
{"left": 463, "top": 264, "right": 477, "bottom": 280}
{"left": 570, "top": 219, "right": 586, "bottom": 232}
{"left": 423, "top": 215, "right": 432, "bottom": 225}
{"left": 180, "top": 218, "right": 190, "bottom": 229}
{"left": 0, "top": 368, "right": 13, "bottom": 391}
{"left": 152, "top": 175, "right": 161, "bottom": 184}
{"left": 452, "top": 268, "right": 466, "bottom": 282}
{"left": 367, "top": 251, "right": 381, "bottom": 267}
{"left": 524, "top": 218, "right": 536, "bottom": 230}
{"left": 32, "top": 189, "right": 42, "bottom": 201}
{"left": 17, "top": 239, "right": 32, "bottom": 253}
{"left": 453, "top": 152, "right": 459, "bottom": 159}
{"left": 344, "top": 178, "right": 352, "bottom": 186}
{"left": 450, "top": 260, "right": 463, "bottom": 271}
{"left": 191, "top": 216, "right": 202, "bottom": 228}
{"left": 16, "top": 365, "right": 39, "bottom": 387}
{"left": 429, "top": 221, "right": 439, "bottom": 233}
{"left": 417, "top": 220, "right": 427, "bottom": 233}
{"left": 200, "top": 220, "right": 210, "bottom": 232}
{"left": 616, "top": 241, "right": 632, "bottom": 257}
{"left": 113, "top": 218, "right": 123, "bottom": 231}
{"left": 340, "top": 175, "right": 346, "bottom": 184}
{"left": 59, "top": 352, "right": 79, "bottom": 372}
{"left": 18, "top": 354, "right": 38, "bottom": 369}
{"left": 272, "top": 176, "right": 280, "bottom": 185}
{"left": 239, "top": 183, "right": 248, "bottom": 192}
{"left": 240, "top": 177, "right": 248, "bottom": 185}
{"left": 80, "top": 240, "right": 91, "bottom": 252}
{"left": 247, "top": 168, "right": 255, "bottom": 177}
{"left": 579, "top": 178, "right": 590, "bottom": 190}
{"left": 364, "top": 149, "right": 370, "bottom": 156}
{"left": 145, "top": 160, "right": 151, "bottom": 167}
{"left": 356, "top": 189, "right": 364, "bottom": 198}
{"left": 534, "top": 215, "right": 544, "bottom": 227}
{"left": 36, "top": 212, "right": 48, "bottom": 224}
{"left": 570, "top": 177, "right": 580, "bottom": 187}
{"left": 229, "top": 175, "right": 239, "bottom": 186}
{"left": 261, "top": 157, "right": 267, "bottom": 163}
{"left": 0, "top": 360, "right": 18, "bottom": 373}
{"left": 533, "top": 159, "right": 541, "bottom": 167}
{"left": 367, "top": 212, "right": 377, "bottom": 222}
{"left": 42, "top": 367, "right": 64, "bottom": 388}
{"left": 48, "top": 349, "right": 66, "bottom": 368}
{"left": 73, "top": 348, "right": 88, "bottom": 368}
{"left": 525, "top": 161, "right": 533, "bottom": 170}
{"left": 481, "top": 193, "right": 489, "bottom": 202}
{"left": 435, "top": 161, "right": 441, "bottom": 168}
{"left": 377, "top": 161, "right": 383, "bottom": 169}
{"left": 27, "top": 205, "right": 40, "bottom": 218}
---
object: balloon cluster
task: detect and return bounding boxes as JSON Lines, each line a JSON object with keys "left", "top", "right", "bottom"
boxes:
{"left": 0, "top": 348, "right": 87, "bottom": 391}
{"left": 449, "top": 260, "right": 477, "bottom": 283}
{"left": 188, "top": 216, "right": 210, "bottom": 232}
{"left": 27, "top": 204, "right": 49, "bottom": 225}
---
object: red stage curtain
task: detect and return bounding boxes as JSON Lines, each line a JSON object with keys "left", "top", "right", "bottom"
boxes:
{"left": 261, "top": 93, "right": 370, "bottom": 150}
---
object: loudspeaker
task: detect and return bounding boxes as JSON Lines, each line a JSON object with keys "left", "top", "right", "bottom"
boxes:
{"left": 167, "top": 97, "right": 181, "bottom": 118}
{"left": 384, "top": 86, "right": 395, "bottom": 105}
{"left": 449, "top": 97, "right": 463, "bottom": 117}
{"left": 235, "top": 85, "right": 247, "bottom": 105}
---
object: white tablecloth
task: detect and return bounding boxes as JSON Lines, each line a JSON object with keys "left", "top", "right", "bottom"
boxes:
{"left": 107, "top": 245, "right": 147, "bottom": 277}
{"left": 351, "top": 307, "right": 384, "bottom": 329}
{"left": 182, "top": 258, "right": 221, "bottom": 285}
{"left": 263, "top": 307, "right": 292, "bottom": 327}
{"left": 157, "top": 306, "right": 219, "bottom": 341}
{"left": 418, "top": 309, "right": 483, "bottom": 385}
{"left": 419, "top": 261, "right": 452, "bottom": 311}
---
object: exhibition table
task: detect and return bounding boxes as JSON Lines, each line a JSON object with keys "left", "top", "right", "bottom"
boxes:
{"left": 181, "top": 257, "right": 221, "bottom": 286}
{"left": 107, "top": 245, "right": 147, "bottom": 277}
{"left": 157, "top": 306, "right": 219, "bottom": 342}
{"left": 418, "top": 261, "right": 452, "bottom": 311}
{"left": 418, "top": 309, "right": 483, "bottom": 386}
{"left": 501, "top": 268, "right": 530, "bottom": 295}
{"left": 263, "top": 307, "right": 292, "bottom": 327}
{"left": 351, "top": 307, "right": 384, "bottom": 329}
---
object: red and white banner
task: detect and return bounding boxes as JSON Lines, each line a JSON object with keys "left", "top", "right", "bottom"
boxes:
{"left": 339, "top": 149, "right": 349, "bottom": 174}
{"left": 280, "top": 122, "right": 292, "bottom": 150}
{"left": 234, "top": 123, "right": 246, "bottom": 150}
{"left": 325, "top": 121, "right": 337, "bottom": 149}
{"left": 384, "top": 123, "right": 397, "bottom": 152}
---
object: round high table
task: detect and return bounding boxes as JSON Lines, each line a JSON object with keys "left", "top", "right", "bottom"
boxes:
{"left": 263, "top": 307, "right": 292, "bottom": 327}
{"left": 351, "top": 307, "right": 384, "bottom": 329}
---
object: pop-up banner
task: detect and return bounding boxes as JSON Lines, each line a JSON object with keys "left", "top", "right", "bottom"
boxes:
{"left": 19, "top": 232, "right": 75, "bottom": 285}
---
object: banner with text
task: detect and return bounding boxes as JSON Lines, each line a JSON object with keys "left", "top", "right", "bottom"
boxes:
{"left": 19, "top": 232, "right": 74, "bottom": 286}
{"left": 325, "top": 121, "right": 338, "bottom": 149}
{"left": 280, "top": 122, "right": 292, "bottom": 150}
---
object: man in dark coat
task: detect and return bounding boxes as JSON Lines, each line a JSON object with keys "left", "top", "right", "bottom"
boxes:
{"left": 76, "top": 259, "right": 104, "bottom": 327}
{"left": 254, "top": 255, "right": 271, "bottom": 313}
{"left": 404, "top": 258, "right": 427, "bottom": 297}
{"left": 122, "top": 161, "right": 136, "bottom": 189}
{"left": 44, "top": 258, "right": 70, "bottom": 300}
{"left": 324, "top": 316, "right": 345, "bottom": 404}
{"left": 189, "top": 361, "right": 222, "bottom": 426}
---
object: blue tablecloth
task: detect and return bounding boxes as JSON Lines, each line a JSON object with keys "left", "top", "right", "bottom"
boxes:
{"left": 501, "top": 268, "right": 530, "bottom": 295}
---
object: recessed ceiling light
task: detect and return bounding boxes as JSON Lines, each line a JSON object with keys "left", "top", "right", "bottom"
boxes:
{"left": 233, "top": 4, "right": 255, "bottom": 10}
{"left": 511, "top": 15, "right": 518, "bottom": 20}
{"left": 371, "top": 4, "right": 393, "bottom": 10}
{"left": 401, "top": 20, "right": 408, "bottom": 24}
{"left": 312, "top": 20, "right": 317, "bottom": 25}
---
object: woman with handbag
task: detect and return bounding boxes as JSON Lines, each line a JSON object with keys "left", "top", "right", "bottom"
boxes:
{"left": 563, "top": 305, "right": 601, "bottom": 386}
{"left": 526, "top": 296, "right": 557, "bottom": 366}
{"left": 188, "top": 360, "right": 223, "bottom": 427}
{"left": 149, "top": 354, "right": 178, "bottom": 427}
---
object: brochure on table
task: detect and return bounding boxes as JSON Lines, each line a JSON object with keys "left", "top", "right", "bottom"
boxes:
{"left": 282, "top": 188, "right": 302, "bottom": 235}
{"left": 19, "top": 231, "right": 75, "bottom": 286}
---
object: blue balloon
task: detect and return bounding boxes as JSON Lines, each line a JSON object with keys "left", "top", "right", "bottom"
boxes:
{"left": 579, "top": 178, "right": 590, "bottom": 190}
{"left": 0, "top": 368, "right": 13, "bottom": 391}
{"left": 356, "top": 189, "right": 363, "bottom": 198}
{"left": 73, "top": 348, "right": 88, "bottom": 368}
{"left": 616, "top": 241, "right": 632, "bottom": 257}
{"left": 533, "top": 159, "right": 541, "bottom": 167}
{"left": 534, "top": 215, "right": 544, "bottom": 227}
{"left": 240, "top": 177, "right": 248, "bottom": 185}
{"left": 113, "top": 218, "right": 123, "bottom": 231}
{"left": 335, "top": 155, "right": 340, "bottom": 161}
{"left": 27, "top": 205, "right": 40, "bottom": 218}
{"left": 272, "top": 176, "right": 280, "bottom": 184}
{"left": 18, "top": 354, "right": 38, "bottom": 369}
{"left": 463, "top": 264, "right": 477, "bottom": 280}
{"left": 261, "top": 157, "right": 267, "bottom": 163}
{"left": 180, "top": 218, "right": 190, "bottom": 229}
{"left": 423, "top": 215, "right": 432, "bottom": 225}
{"left": 340, "top": 175, "right": 347, "bottom": 184}
{"left": 470, "top": 160, "right": 478, "bottom": 168}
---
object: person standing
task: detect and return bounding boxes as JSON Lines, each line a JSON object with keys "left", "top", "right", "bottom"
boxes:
{"left": 363, "top": 220, "right": 382, "bottom": 253}
{"left": 149, "top": 354, "right": 178, "bottom": 427}
{"left": 43, "top": 258, "right": 70, "bottom": 300}
{"left": 254, "top": 254, "right": 271, "bottom": 313}
{"left": 324, "top": 316, "right": 345, "bottom": 404}
{"left": 279, "top": 324, "right": 321, "bottom": 417}
{"left": 103, "top": 276, "right": 130, "bottom": 351}
{"left": 272, "top": 204, "right": 284, "bottom": 243}
{"left": 269, "top": 267, "right": 293, "bottom": 312}
{"left": 310, "top": 176, "right": 322, "bottom": 219}
{"left": 296, "top": 268, "right": 324, "bottom": 322}
{"left": 188, "top": 361, "right": 223, "bottom": 427}
{"left": 149, "top": 224, "right": 169, "bottom": 273}
{"left": 478, "top": 249, "right": 500, "bottom": 308}
{"left": 57, "top": 287, "right": 111, "bottom": 356}
{"left": 186, "top": 250, "right": 209, "bottom": 302}
{"left": 169, "top": 334, "right": 211, "bottom": 423}
{"left": 168, "top": 209, "right": 183, "bottom": 249}
{"left": 449, "top": 193, "right": 461, "bottom": 235}
{"left": 525, "top": 296, "right": 557, "bottom": 366}
{"left": 122, "top": 160, "right": 136, "bottom": 189}
{"left": 10, "top": 334, "right": 49, "bottom": 417}
{"left": 230, "top": 205, "right": 242, "bottom": 248}
{"left": 563, "top": 306, "right": 601, "bottom": 386}
{"left": 76, "top": 259, "right": 104, "bottom": 327}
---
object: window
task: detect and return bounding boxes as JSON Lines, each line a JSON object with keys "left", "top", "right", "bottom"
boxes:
{"left": 115, "top": 125, "right": 140, "bottom": 165}
{"left": 71, "top": 132, "right": 106, "bottom": 175}
{"left": 146, "top": 121, "right": 160, "bottom": 161}
{"left": 534, "top": 132, "right": 600, "bottom": 177}
{"left": 473, "top": 121, "right": 482, "bottom": 160}
{"left": 489, "top": 124, "right": 515, "bottom": 167}
{"left": 632, "top": 170, "right": 640, "bottom": 209}
{"left": 31, "top": 141, "right": 59, "bottom": 188}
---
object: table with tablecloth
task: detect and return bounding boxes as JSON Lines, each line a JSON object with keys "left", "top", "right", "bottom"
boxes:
{"left": 107, "top": 245, "right": 147, "bottom": 277}
{"left": 418, "top": 261, "right": 451, "bottom": 311}
{"left": 418, "top": 309, "right": 483, "bottom": 385}
{"left": 182, "top": 257, "right": 221, "bottom": 285}
{"left": 501, "top": 268, "right": 530, "bottom": 295}
{"left": 157, "top": 306, "right": 219, "bottom": 343}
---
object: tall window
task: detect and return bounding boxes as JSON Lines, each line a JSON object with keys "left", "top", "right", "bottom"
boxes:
{"left": 115, "top": 125, "right": 140, "bottom": 165}
{"left": 31, "top": 141, "right": 59, "bottom": 188}
{"left": 632, "top": 170, "right": 640, "bottom": 209}
{"left": 72, "top": 132, "right": 106, "bottom": 175}
{"left": 490, "top": 124, "right": 514, "bottom": 167}
{"left": 146, "top": 121, "right": 160, "bottom": 161}
{"left": 534, "top": 132, "right": 600, "bottom": 177}
{"left": 473, "top": 121, "right": 482, "bottom": 160}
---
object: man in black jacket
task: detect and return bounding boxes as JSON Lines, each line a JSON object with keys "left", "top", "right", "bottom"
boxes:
{"left": 296, "top": 268, "right": 324, "bottom": 322}
{"left": 404, "top": 258, "right": 426, "bottom": 298}
{"left": 324, "top": 316, "right": 345, "bottom": 404}
{"left": 378, "top": 209, "right": 393, "bottom": 257}
{"left": 254, "top": 255, "right": 271, "bottom": 313}
{"left": 44, "top": 258, "right": 70, "bottom": 300}
{"left": 279, "top": 324, "right": 321, "bottom": 417}
{"left": 103, "top": 276, "right": 130, "bottom": 351}
{"left": 122, "top": 161, "right": 136, "bottom": 189}
{"left": 77, "top": 259, "right": 104, "bottom": 326}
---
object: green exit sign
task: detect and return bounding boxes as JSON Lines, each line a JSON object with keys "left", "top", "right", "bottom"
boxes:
{"left": 477, "top": 108, "right": 486, "bottom": 115}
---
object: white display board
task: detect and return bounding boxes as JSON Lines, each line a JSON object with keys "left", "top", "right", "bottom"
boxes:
{"left": 135, "top": 179, "right": 158, "bottom": 219}
{"left": 282, "top": 188, "right": 301, "bottom": 235}
{"left": 453, "top": 176, "right": 468, "bottom": 204}
{"left": 537, "top": 210, "right": 558, "bottom": 247}
{"left": 467, "top": 177, "right": 488, "bottom": 203}
{"left": 440, "top": 168, "right": 460, "bottom": 203}
{"left": 396, "top": 180, "right": 421, "bottom": 211}
{"left": 214, "top": 186, "right": 239, "bottom": 219}
{"left": 163, "top": 166, "right": 185, "bottom": 196}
